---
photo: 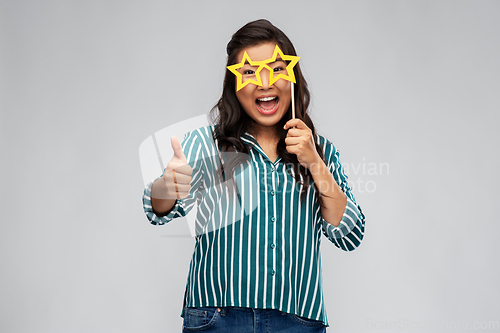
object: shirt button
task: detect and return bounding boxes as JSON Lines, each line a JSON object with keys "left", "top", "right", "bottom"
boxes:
{"left": 271, "top": 217, "right": 276, "bottom": 222}
{"left": 271, "top": 167, "right": 275, "bottom": 172}
{"left": 270, "top": 190, "right": 275, "bottom": 196}
{"left": 270, "top": 243, "right": 275, "bottom": 249}
{"left": 271, "top": 269, "right": 276, "bottom": 275}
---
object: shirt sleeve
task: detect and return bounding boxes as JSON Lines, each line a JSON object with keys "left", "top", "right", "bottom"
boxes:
{"left": 318, "top": 137, "right": 366, "bottom": 251}
{"left": 142, "top": 130, "right": 206, "bottom": 225}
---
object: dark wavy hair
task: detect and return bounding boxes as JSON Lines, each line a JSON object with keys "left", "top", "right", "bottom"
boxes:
{"left": 209, "top": 19, "right": 330, "bottom": 206}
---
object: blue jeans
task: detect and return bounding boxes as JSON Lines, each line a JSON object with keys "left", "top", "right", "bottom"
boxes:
{"left": 182, "top": 306, "right": 327, "bottom": 332}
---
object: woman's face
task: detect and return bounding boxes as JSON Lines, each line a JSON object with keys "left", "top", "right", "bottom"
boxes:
{"left": 235, "top": 42, "right": 292, "bottom": 135}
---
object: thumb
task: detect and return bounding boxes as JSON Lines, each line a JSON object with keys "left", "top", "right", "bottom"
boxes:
{"left": 171, "top": 136, "right": 187, "bottom": 162}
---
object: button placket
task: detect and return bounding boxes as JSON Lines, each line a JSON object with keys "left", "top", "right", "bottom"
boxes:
{"left": 269, "top": 164, "right": 277, "bottom": 279}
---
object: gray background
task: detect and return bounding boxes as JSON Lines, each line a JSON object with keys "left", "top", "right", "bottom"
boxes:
{"left": 1, "top": 0, "right": 499, "bottom": 332}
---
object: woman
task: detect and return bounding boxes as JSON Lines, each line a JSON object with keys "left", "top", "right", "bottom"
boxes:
{"left": 143, "top": 19, "right": 365, "bottom": 332}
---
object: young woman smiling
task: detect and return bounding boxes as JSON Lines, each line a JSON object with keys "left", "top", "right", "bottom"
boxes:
{"left": 143, "top": 19, "right": 366, "bottom": 333}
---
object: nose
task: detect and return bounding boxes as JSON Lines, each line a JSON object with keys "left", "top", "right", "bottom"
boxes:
{"left": 259, "top": 68, "right": 273, "bottom": 89}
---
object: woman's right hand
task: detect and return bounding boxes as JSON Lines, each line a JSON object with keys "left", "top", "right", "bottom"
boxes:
{"left": 160, "top": 136, "right": 193, "bottom": 199}
{"left": 151, "top": 136, "right": 193, "bottom": 202}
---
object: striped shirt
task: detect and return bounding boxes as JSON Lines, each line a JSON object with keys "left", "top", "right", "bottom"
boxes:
{"left": 142, "top": 125, "right": 365, "bottom": 326}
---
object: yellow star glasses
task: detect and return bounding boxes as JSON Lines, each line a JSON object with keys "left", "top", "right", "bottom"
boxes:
{"left": 227, "top": 45, "right": 300, "bottom": 92}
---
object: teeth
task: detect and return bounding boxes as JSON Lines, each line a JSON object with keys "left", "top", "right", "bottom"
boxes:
{"left": 257, "top": 96, "right": 276, "bottom": 102}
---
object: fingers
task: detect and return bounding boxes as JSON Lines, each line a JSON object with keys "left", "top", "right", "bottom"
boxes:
{"left": 165, "top": 182, "right": 191, "bottom": 199}
{"left": 284, "top": 127, "right": 304, "bottom": 137}
{"left": 172, "top": 170, "right": 180, "bottom": 199}
{"left": 161, "top": 169, "right": 192, "bottom": 199}
{"left": 171, "top": 136, "right": 187, "bottom": 162}
{"left": 167, "top": 162, "right": 193, "bottom": 176}
{"left": 170, "top": 170, "right": 191, "bottom": 199}
{"left": 284, "top": 118, "right": 309, "bottom": 130}
{"left": 284, "top": 136, "right": 303, "bottom": 146}
{"left": 166, "top": 169, "right": 191, "bottom": 185}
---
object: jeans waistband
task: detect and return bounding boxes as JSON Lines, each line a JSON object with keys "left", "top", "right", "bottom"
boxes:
{"left": 185, "top": 306, "right": 290, "bottom": 317}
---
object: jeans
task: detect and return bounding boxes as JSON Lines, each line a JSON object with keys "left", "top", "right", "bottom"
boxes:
{"left": 182, "top": 306, "right": 327, "bottom": 332}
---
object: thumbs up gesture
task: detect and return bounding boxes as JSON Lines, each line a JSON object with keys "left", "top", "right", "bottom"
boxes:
{"left": 158, "top": 136, "right": 193, "bottom": 199}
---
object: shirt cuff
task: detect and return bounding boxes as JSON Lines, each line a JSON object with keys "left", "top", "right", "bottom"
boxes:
{"left": 322, "top": 197, "right": 360, "bottom": 240}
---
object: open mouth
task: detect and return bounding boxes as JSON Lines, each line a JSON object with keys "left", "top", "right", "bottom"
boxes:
{"left": 256, "top": 96, "right": 279, "bottom": 114}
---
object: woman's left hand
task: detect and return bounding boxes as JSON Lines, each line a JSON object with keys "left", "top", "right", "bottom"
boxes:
{"left": 284, "top": 118, "right": 321, "bottom": 170}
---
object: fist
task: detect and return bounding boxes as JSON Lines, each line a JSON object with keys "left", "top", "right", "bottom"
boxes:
{"left": 161, "top": 136, "right": 193, "bottom": 199}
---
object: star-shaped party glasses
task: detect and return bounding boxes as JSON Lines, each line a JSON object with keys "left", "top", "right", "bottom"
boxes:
{"left": 227, "top": 45, "right": 300, "bottom": 91}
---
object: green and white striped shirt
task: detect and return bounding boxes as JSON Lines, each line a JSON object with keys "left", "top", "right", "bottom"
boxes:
{"left": 142, "top": 125, "right": 365, "bottom": 326}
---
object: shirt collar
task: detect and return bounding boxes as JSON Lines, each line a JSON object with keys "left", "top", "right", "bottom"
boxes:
{"left": 241, "top": 131, "right": 281, "bottom": 164}
{"left": 241, "top": 131, "right": 258, "bottom": 146}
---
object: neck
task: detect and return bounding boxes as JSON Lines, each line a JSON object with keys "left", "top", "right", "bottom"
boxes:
{"left": 247, "top": 124, "right": 281, "bottom": 144}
